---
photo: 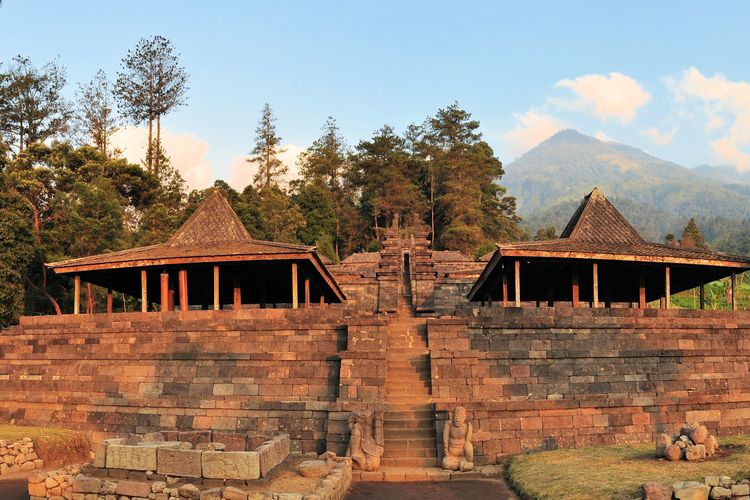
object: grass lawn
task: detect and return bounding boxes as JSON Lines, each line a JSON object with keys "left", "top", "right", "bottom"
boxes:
{"left": 506, "top": 436, "right": 750, "bottom": 499}
{"left": 0, "top": 424, "right": 90, "bottom": 465}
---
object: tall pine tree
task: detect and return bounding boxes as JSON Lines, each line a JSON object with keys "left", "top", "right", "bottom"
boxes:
{"left": 249, "top": 103, "right": 287, "bottom": 189}
{"left": 681, "top": 218, "right": 709, "bottom": 249}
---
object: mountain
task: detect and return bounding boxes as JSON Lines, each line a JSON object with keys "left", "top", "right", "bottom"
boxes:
{"left": 503, "top": 130, "right": 750, "bottom": 244}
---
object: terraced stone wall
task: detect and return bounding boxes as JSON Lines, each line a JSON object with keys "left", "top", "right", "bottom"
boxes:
{"left": 429, "top": 307, "right": 750, "bottom": 464}
{"left": 0, "top": 309, "right": 353, "bottom": 453}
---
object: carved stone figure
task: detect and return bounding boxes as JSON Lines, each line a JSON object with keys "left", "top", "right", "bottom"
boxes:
{"left": 346, "top": 407, "right": 384, "bottom": 471}
{"left": 442, "top": 406, "right": 474, "bottom": 471}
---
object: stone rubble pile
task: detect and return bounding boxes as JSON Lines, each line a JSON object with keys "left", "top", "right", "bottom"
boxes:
{"left": 655, "top": 423, "right": 719, "bottom": 461}
{"left": 643, "top": 475, "right": 750, "bottom": 500}
{"left": 0, "top": 437, "right": 44, "bottom": 475}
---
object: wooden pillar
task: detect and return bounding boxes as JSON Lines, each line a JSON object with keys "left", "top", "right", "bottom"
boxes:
{"left": 514, "top": 259, "right": 521, "bottom": 307}
{"left": 304, "top": 278, "right": 310, "bottom": 308}
{"left": 547, "top": 282, "right": 554, "bottom": 308}
{"left": 291, "top": 263, "right": 299, "bottom": 309}
{"left": 731, "top": 273, "right": 737, "bottom": 311}
{"left": 141, "top": 269, "right": 148, "bottom": 312}
{"left": 178, "top": 269, "right": 188, "bottom": 312}
{"left": 699, "top": 284, "right": 705, "bottom": 310}
{"left": 74, "top": 275, "right": 81, "bottom": 315}
{"left": 320, "top": 294, "right": 325, "bottom": 307}
{"left": 592, "top": 262, "right": 599, "bottom": 308}
{"left": 501, "top": 271, "right": 508, "bottom": 307}
{"left": 213, "top": 265, "right": 220, "bottom": 311}
{"left": 639, "top": 276, "right": 646, "bottom": 309}
{"left": 233, "top": 274, "right": 241, "bottom": 310}
{"left": 571, "top": 265, "right": 579, "bottom": 308}
{"left": 106, "top": 288, "right": 113, "bottom": 314}
{"left": 665, "top": 266, "right": 671, "bottom": 309}
{"left": 160, "top": 272, "right": 169, "bottom": 311}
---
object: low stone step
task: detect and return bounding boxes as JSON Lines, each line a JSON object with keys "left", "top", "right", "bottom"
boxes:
{"left": 380, "top": 457, "right": 438, "bottom": 467}
{"left": 385, "top": 428, "right": 435, "bottom": 439}
{"left": 384, "top": 410, "right": 433, "bottom": 420}
{"left": 383, "top": 419, "right": 435, "bottom": 430}
{"left": 385, "top": 381, "right": 431, "bottom": 389}
{"left": 381, "top": 447, "right": 437, "bottom": 458}
{"left": 385, "top": 402, "right": 433, "bottom": 411}
{"left": 385, "top": 395, "right": 432, "bottom": 403}
{"left": 385, "top": 388, "right": 431, "bottom": 397}
{"left": 385, "top": 439, "right": 436, "bottom": 450}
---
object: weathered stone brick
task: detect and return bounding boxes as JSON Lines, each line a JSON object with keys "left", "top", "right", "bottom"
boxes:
{"left": 156, "top": 448, "right": 202, "bottom": 478}
{"left": 201, "top": 451, "right": 260, "bottom": 480}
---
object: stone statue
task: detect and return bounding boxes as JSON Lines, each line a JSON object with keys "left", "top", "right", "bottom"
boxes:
{"left": 346, "top": 407, "right": 384, "bottom": 471}
{"left": 442, "top": 406, "right": 474, "bottom": 471}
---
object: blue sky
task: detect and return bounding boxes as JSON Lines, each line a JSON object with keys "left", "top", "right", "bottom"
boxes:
{"left": 2, "top": 1, "right": 750, "bottom": 189}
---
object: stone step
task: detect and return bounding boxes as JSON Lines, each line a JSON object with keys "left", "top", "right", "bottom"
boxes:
{"left": 385, "top": 428, "right": 435, "bottom": 439}
{"left": 386, "top": 352, "right": 429, "bottom": 359}
{"left": 380, "top": 457, "right": 439, "bottom": 467}
{"left": 385, "top": 437, "right": 436, "bottom": 449}
{"left": 384, "top": 410, "right": 433, "bottom": 420}
{"left": 381, "top": 447, "right": 437, "bottom": 458}
{"left": 385, "top": 395, "right": 432, "bottom": 403}
{"left": 385, "top": 402, "right": 433, "bottom": 410}
{"left": 387, "top": 362, "right": 429, "bottom": 370}
{"left": 386, "top": 379, "right": 430, "bottom": 396}
{"left": 386, "top": 380, "right": 430, "bottom": 386}
{"left": 383, "top": 418, "right": 435, "bottom": 430}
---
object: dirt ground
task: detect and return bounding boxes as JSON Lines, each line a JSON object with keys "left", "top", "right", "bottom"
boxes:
{"left": 345, "top": 480, "right": 518, "bottom": 500}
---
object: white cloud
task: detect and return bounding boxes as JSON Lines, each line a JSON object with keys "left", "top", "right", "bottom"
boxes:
{"left": 595, "top": 131, "right": 616, "bottom": 142}
{"left": 554, "top": 72, "right": 651, "bottom": 123}
{"left": 669, "top": 67, "right": 750, "bottom": 171}
{"left": 504, "top": 110, "right": 567, "bottom": 158}
{"left": 111, "top": 126, "right": 214, "bottom": 190}
{"left": 639, "top": 126, "right": 677, "bottom": 145}
{"left": 229, "top": 144, "right": 305, "bottom": 191}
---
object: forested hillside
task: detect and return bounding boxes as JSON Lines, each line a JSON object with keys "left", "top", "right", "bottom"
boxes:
{"left": 0, "top": 37, "right": 523, "bottom": 324}
{"left": 505, "top": 130, "right": 750, "bottom": 252}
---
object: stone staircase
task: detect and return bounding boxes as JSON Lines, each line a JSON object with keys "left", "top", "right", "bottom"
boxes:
{"left": 381, "top": 257, "right": 437, "bottom": 467}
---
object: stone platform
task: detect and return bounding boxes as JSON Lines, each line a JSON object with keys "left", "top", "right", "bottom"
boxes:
{"left": 351, "top": 464, "right": 503, "bottom": 482}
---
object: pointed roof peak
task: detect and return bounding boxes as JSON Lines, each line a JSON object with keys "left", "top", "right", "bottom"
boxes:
{"left": 589, "top": 186, "right": 604, "bottom": 200}
{"left": 167, "top": 190, "right": 253, "bottom": 247}
{"left": 559, "top": 187, "right": 644, "bottom": 245}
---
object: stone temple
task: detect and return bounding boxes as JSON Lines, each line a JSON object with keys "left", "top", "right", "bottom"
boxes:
{"left": 2, "top": 187, "right": 750, "bottom": 470}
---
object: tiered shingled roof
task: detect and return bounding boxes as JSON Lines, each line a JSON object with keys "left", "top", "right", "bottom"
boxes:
{"left": 492, "top": 187, "right": 750, "bottom": 266}
{"left": 48, "top": 191, "right": 345, "bottom": 300}
{"left": 468, "top": 187, "right": 750, "bottom": 302}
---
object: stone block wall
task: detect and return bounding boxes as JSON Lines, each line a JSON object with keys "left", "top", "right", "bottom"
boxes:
{"left": 338, "top": 319, "right": 388, "bottom": 401}
{"left": 429, "top": 307, "right": 750, "bottom": 464}
{"left": 0, "top": 309, "right": 349, "bottom": 452}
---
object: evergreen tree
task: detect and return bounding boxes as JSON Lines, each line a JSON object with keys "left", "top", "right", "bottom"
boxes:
{"left": 115, "top": 36, "right": 189, "bottom": 175}
{"left": 75, "top": 70, "right": 119, "bottom": 158}
{"left": 298, "top": 117, "right": 356, "bottom": 258}
{"left": 292, "top": 181, "right": 337, "bottom": 261}
{"left": 534, "top": 226, "right": 557, "bottom": 241}
{"left": 0, "top": 56, "right": 70, "bottom": 157}
{"left": 680, "top": 218, "right": 709, "bottom": 249}
{"left": 0, "top": 190, "right": 35, "bottom": 326}
{"left": 423, "top": 103, "right": 522, "bottom": 255}
{"left": 351, "top": 125, "right": 425, "bottom": 237}
{"left": 249, "top": 103, "right": 287, "bottom": 190}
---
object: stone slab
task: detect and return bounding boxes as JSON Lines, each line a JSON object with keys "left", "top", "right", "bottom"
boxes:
{"left": 106, "top": 442, "right": 180, "bottom": 471}
{"left": 156, "top": 448, "right": 203, "bottom": 478}
{"left": 201, "top": 451, "right": 260, "bottom": 480}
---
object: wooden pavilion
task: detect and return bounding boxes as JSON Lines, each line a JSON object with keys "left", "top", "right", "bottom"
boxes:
{"left": 48, "top": 191, "right": 346, "bottom": 314}
{"left": 468, "top": 187, "right": 750, "bottom": 309}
